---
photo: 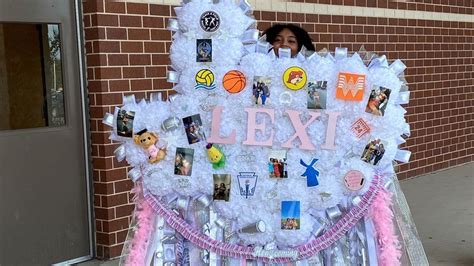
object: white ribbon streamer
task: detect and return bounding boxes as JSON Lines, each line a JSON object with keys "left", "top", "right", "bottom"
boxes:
{"left": 128, "top": 168, "right": 142, "bottom": 182}
{"left": 122, "top": 95, "right": 136, "bottom": 105}
{"left": 278, "top": 47, "right": 292, "bottom": 59}
{"left": 402, "top": 123, "right": 411, "bottom": 137}
{"left": 149, "top": 92, "right": 163, "bottom": 102}
{"left": 395, "top": 149, "right": 412, "bottom": 163}
{"left": 239, "top": 0, "right": 252, "bottom": 14}
{"left": 113, "top": 145, "right": 126, "bottom": 162}
{"left": 335, "top": 47, "right": 348, "bottom": 60}
{"left": 102, "top": 113, "right": 114, "bottom": 127}
{"left": 256, "top": 41, "right": 270, "bottom": 54}
{"left": 166, "top": 18, "right": 179, "bottom": 32}
{"left": 167, "top": 71, "right": 180, "bottom": 83}
{"left": 396, "top": 91, "right": 410, "bottom": 105}
{"left": 368, "top": 55, "right": 388, "bottom": 69}
{"left": 396, "top": 136, "right": 406, "bottom": 145}
{"left": 390, "top": 59, "right": 407, "bottom": 75}
{"left": 241, "top": 29, "right": 259, "bottom": 44}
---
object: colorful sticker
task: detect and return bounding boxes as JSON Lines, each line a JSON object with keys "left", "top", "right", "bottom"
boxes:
{"left": 283, "top": 66, "right": 307, "bottom": 91}
{"left": 351, "top": 118, "right": 370, "bottom": 138}
{"left": 343, "top": 170, "right": 365, "bottom": 191}
{"left": 195, "top": 69, "right": 216, "bottom": 91}
{"left": 335, "top": 72, "right": 366, "bottom": 101}
{"left": 237, "top": 172, "right": 258, "bottom": 198}
{"left": 300, "top": 159, "right": 320, "bottom": 187}
{"left": 223, "top": 70, "right": 246, "bottom": 94}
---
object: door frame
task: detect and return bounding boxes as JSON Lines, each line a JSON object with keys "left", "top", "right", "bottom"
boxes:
{"left": 54, "top": 0, "right": 95, "bottom": 264}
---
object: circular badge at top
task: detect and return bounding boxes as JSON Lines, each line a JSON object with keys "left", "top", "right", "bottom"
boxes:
{"left": 283, "top": 66, "right": 307, "bottom": 91}
{"left": 200, "top": 11, "right": 220, "bottom": 32}
{"left": 343, "top": 170, "right": 365, "bottom": 191}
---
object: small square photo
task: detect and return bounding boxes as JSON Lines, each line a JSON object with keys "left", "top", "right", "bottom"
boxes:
{"left": 213, "top": 174, "right": 231, "bottom": 202}
{"left": 196, "top": 39, "right": 212, "bottom": 62}
{"left": 307, "top": 80, "right": 327, "bottom": 109}
{"left": 174, "top": 148, "right": 194, "bottom": 176}
{"left": 268, "top": 150, "right": 288, "bottom": 178}
{"left": 252, "top": 76, "right": 271, "bottom": 105}
{"left": 116, "top": 109, "right": 135, "bottom": 137}
{"left": 365, "top": 85, "right": 391, "bottom": 116}
{"left": 361, "top": 138, "right": 386, "bottom": 166}
{"left": 281, "top": 201, "right": 300, "bottom": 230}
{"left": 183, "top": 114, "right": 206, "bottom": 144}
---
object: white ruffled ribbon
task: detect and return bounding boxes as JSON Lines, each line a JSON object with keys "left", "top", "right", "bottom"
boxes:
{"left": 335, "top": 47, "right": 348, "bottom": 60}
{"left": 128, "top": 168, "right": 142, "bottom": 182}
{"left": 122, "top": 94, "right": 136, "bottom": 105}
{"left": 166, "top": 71, "right": 180, "bottom": 83}
{"left": 166, "top": 18, "right": 179, "bottom": 32}
{"left": 241, "top": 29, "right": 259, "bottom": 44}
{"left": 390, "top": 59, "right": 407, "bottom": 75}
{"left": 397, "top": 91, "right": 410, "bottom": 105}
{"left": 102, "top": 112, "right": 114, "bottom": 127}
{"left": 395, "top": 149, "right": 412, "bottom": 163}
{"left": 113, "top": 145, "right": 126, "bottom": 162}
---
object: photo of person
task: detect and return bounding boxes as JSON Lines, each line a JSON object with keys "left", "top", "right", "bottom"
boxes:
{"left": 365, "top": 86, "right": 391, "bottom": 116}
{"left": 213, "top": 174, "right": 231, "bottom": 202}
{"left": 252, "top": 76, "right": 271, "bottom": 105}
{"left": 269, "top": 150, "right": 288, "bottom": 178}
{"left": 307, "top": 80, "right": 327, "bottom": 109}
{"left": 174, "top": 148, "right": 194, "bottom": 176}
{"left": 182, "top": 114, "right": 206, "bottom": 144}
{"left": 281, "top": 201, "right": 300, "bottom": 230}
{"left": 116, "top": 109, "right": 135, "bottom": 137}
{"left": 361, "top": 138, "right": 386, "bottom": 166}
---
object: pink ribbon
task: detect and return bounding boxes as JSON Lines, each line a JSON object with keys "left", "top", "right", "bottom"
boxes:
{"left": 144, "top": 174, "right": 382, "bottom": 263}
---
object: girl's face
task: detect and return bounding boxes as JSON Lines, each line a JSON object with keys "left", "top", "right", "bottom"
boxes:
{"left": 272, "top": 28, "right": 299, "bottom": 57}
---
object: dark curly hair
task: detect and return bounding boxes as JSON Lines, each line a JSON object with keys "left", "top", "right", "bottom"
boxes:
{"left": 263, "top": 24, "right": 315, "bottom": 52}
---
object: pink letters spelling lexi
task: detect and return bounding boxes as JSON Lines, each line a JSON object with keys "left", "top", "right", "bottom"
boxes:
{"left": 207, "top": 106, "right": 341, "bottom": 150}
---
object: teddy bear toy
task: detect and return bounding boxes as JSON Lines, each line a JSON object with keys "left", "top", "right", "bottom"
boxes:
{"left": 134, "top": 129, "right": 167, "bottom": 164}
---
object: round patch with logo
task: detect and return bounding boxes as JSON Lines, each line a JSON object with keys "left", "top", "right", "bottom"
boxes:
{"left": 200, "top": 11, "right": 220, "bottom": 32}
{"left": 283, "top": 66, "right": 307, "bottom": 91}
{"left": 343, "top": 170, "right": 365, "bottom": 191}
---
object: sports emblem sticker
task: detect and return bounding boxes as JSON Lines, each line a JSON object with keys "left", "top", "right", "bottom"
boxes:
{"left": 283, "top": 66, "right": 307, "bottom": 91}
{"left": 196, "top": 39, "right": 212, "bottom": 62}
{"left": 222, "top": 70, "right": 246, "bottom": 94}
{"left": 195, "top": 69, "right": 216, "bottom": 91}
{"left": 200, "top": 11, "right": 220, "bottom": 32}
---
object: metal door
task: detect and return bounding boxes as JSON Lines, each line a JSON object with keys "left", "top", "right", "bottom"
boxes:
{"left": 0, "top": 0, "right": 93, "bottom": 264}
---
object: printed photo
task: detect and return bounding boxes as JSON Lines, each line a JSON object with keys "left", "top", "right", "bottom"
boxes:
{"left": 269, "top": 150, "right": 288, "bottom": 178}
{"left": 281, "top": 201, "right": 300, "bottom": 230}
{"left": 116, "top": 109, "right": 135, "bottom": 137}
{"left": 361, "top": 138, "right": 386, "bottom": 166}
{"left": 196, "top": 39, "right": 212, "bottom": 62}
{"left": 174, "top": 148, "right": 194, "bottom": 176}
{"left": 213, "top": 174, "right": 231, "bottom": 202}
{"left": 365, "top": 85, "right": 391, "bottom": 116}
{"left": 183, "top": 114, "right": 206, "bottom": 144}
{"left": 252, "top": 76, "right": 271, "bottom": 105}
{"left": 307, "top": 80, "right": 327, "bottom": 109}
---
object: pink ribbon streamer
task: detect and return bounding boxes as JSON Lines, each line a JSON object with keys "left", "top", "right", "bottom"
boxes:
{"left": 143, "top": 174, "right": 383, "bottom": 263}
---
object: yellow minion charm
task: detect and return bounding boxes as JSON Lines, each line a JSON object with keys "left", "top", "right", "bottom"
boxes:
{"left": 206, "top": 143, "right": 226, "bottom": 169}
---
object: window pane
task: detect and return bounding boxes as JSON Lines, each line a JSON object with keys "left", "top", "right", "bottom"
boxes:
{"left": 0, "top": 23, "right": 66, "bottom": 130}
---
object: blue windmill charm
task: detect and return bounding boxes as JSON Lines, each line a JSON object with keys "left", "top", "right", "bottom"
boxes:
{"left": 300, "top": 159, "right": 320, "bottom": 187}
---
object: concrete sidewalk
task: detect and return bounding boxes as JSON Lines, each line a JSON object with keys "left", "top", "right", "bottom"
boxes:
{"left": 400, "top": 162, "right": 474, "bottom": 266}
{"left": 80, "top": 163, "right": 474, "bottom": 266}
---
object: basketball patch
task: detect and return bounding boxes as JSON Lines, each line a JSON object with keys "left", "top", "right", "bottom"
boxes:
{"left": 223, "top": 70, "right": 246, "bottom": 94}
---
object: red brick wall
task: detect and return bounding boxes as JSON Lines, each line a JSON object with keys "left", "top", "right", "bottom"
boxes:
{"left": 82, "top": 0, "right": 473, "bottom": 259}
